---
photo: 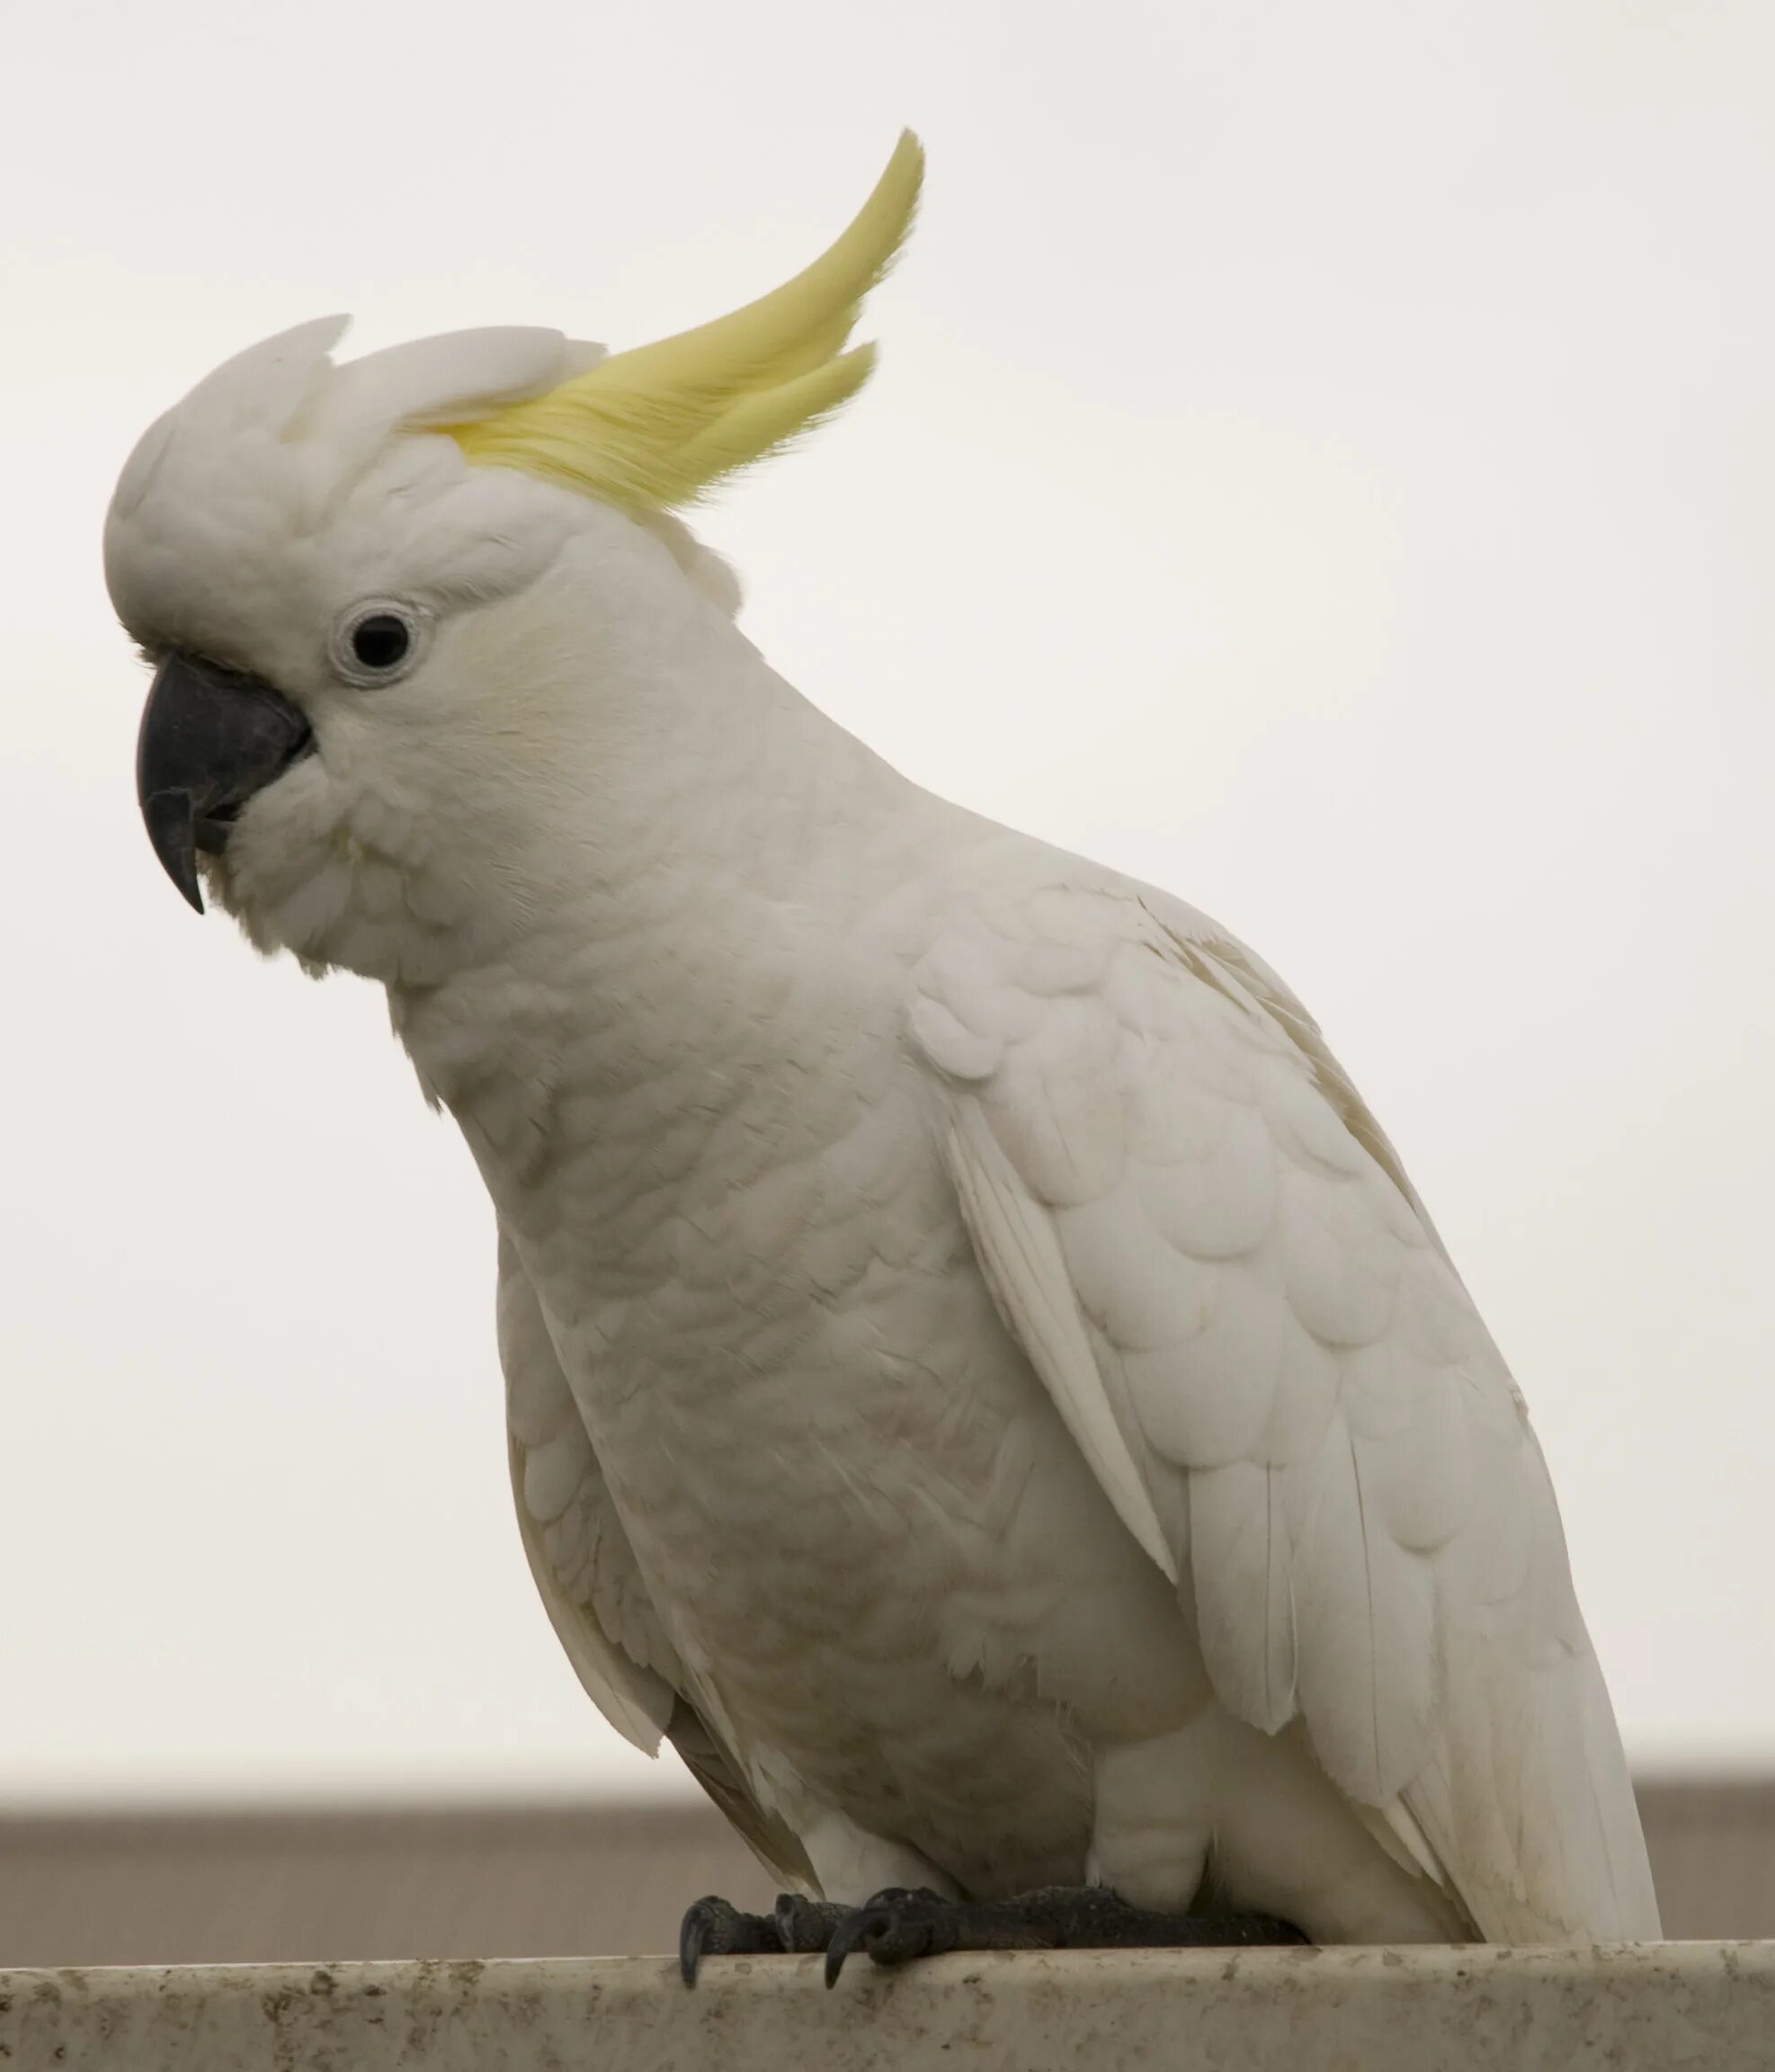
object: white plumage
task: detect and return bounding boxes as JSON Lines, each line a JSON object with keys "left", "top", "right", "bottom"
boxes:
{"left": 108, "top": 147, "right": 1659, "bottom": 1948}
{"left": 911, "top": 865, "right": 1655, "bottom": 1937}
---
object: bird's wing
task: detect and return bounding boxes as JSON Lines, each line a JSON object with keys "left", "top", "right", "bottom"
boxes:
{"left": 908, "top": 868, "right": 1658, "bottom": 1940}
{"left": 499, "top": 1230, "right": 814, "bottom": 1890}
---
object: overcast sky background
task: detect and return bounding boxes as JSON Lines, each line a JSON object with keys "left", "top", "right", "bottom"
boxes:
{"left": 4, "top": 0, "right": 1772, "bottom": 1805}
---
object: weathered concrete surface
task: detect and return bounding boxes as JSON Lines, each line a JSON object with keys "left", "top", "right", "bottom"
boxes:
{"left": 0, "top": 1945, "right": 1769, "bottom": 2072}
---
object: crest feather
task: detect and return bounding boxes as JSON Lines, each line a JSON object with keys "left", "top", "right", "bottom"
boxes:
{"left": 448, "top": 132, "right": 923, "bottom": 511}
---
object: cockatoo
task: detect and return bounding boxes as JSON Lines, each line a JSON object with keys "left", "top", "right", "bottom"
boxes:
{"left": 112, "top": 134, "right": 1661, "bottom": 1978}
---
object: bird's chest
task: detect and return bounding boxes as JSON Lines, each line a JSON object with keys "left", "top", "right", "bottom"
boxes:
{"left": 512, "top": 1046, "right": 1192, "bottom": 1743}
{"left": 414, "top": 950, "right": 1037, "bottom": 1600}
{"left": 518, "top": 1058, "right": 1024, "bottom": 1587}
{"left": 445, "top": 972, "right": 1207, "bottom": 1864}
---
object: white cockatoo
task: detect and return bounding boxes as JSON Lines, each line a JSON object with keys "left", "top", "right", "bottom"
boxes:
{"left": 111, "top": 135, "right": 1660, "bottom": 1976}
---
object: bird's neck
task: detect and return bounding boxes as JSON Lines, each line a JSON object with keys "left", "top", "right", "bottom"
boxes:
{"left": 380, "top": 610, "right": 942, "bottom": 1231}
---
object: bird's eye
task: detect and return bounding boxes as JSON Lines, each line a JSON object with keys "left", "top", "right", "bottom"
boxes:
{"left": 329, "top": 600, "right": 428, "bottom": 686}
{"left": 352, "top": 614, "right": 410, "bottom": 671}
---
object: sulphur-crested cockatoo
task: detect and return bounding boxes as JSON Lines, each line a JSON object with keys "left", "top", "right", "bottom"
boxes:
{"left": 112, "top": 135, "right": 1660, "bottom": 1977}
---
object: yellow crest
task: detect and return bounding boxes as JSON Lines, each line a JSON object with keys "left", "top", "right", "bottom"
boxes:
{"left": 449, "top": 133, "right": 923, "bottom": 511}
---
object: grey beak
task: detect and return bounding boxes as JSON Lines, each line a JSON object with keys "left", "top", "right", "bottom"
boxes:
{"left": 136, "top": 653, "right": 314, "bottom": 913}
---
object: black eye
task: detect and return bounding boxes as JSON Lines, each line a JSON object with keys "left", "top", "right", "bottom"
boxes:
{"left": 350, "top": 612, "right": 412, "bottom": 672}
{"left": 330, "top": 598, "right": 428, "bottom": 685}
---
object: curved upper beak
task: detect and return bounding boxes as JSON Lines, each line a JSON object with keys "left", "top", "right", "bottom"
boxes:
{"left": 136, "top": 653, "right": 314, "bottom": 913}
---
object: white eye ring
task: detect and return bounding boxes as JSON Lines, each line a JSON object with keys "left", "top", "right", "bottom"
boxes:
{"left": 328, "top": 599, "right": 431, "bottom": 687}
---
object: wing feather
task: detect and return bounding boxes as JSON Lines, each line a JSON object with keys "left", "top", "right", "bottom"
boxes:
{"left": 911, "top": 870, "right": 1658, "bottom": 1940}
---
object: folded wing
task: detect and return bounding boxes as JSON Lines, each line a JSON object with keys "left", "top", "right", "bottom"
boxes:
{"left": 910, "top": 869, "right": 1657, "bottom": 1940}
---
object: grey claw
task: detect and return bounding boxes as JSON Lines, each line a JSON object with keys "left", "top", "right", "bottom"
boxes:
{"left": 679, "top": 1901, "right": 713, "bottom": 1987}
{"left": 678, "top": 1893, "right": 787, "bottom": 1984}
{"left": 823, "top": 1904, "right": 880, "bottom": 1988}
{"left": 824, "top": 1887, "right": 932, "bottom": 1986}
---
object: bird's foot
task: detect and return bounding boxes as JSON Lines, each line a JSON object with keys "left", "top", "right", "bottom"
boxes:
{"left": 679, "top": 1892, "right": 851, "bottom": 1984}
{"left": 822, "top": 1884, "right": 1308, "bottom": 1987}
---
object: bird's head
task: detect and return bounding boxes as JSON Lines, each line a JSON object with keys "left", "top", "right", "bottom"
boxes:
{"left": 107, "top": 135, "right": 922, "bottom": 984}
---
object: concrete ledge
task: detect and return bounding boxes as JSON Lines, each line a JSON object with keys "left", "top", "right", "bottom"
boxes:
{"left": 2, "top": 1944, "right": 1769, "bottom": 2071}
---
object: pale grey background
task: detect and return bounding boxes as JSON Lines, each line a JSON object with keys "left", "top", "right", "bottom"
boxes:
{"left": 4, "top": 0, "right": 1771, "bottom": 1801}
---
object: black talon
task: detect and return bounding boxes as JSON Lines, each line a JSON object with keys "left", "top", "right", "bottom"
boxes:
{"left": 676, "top": 1894, "right": 785, "bottom": 1986}
{"left": 679, "top": 1901, "right": 711, "bottom": 1987}
{"left": 824, "top": 1886, "right": 948, "bottom": 1985}
{"left": 822, "top": 1902, "right": 879, "bottom": 1987}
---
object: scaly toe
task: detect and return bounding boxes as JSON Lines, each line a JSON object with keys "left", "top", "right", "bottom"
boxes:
{"left": 772, "top": 1892, "right": 850, "bottom": 1953}
{"left": 678, "top": 1895, "right": 780, "bottom": 1986}
{"left": 823, "top": 1887, "right": 953, "bottom": 1987}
